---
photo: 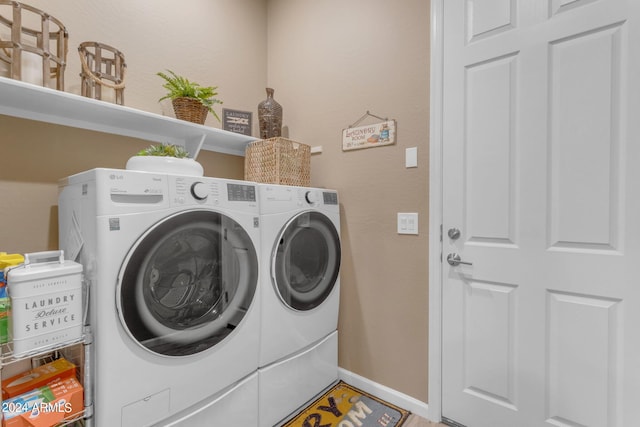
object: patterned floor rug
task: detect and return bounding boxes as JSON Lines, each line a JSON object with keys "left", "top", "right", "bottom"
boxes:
{"left": 282, "top": 381, "right": 411, "bottom": 427}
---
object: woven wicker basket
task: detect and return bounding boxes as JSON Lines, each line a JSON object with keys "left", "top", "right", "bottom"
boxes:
{"left": 78, "top": 41, "right": 126, "bottom": 105}
{"left": 0, "top": 1, "right": 68, "bottom": 90}
{"left": 244, "top": 137, "right": 311, "bottom": 186}
{"left": 172, "top": 97, "right": 208, "bottom": 124}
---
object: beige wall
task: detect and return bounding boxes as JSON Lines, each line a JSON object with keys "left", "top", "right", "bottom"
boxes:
{"left": 3, "top": 0, "right": 268, "bottom": 125}
{"left": 0, "top": 0, "right": 431, "bottom": 405}
{"left": 267, "top": 0, "right": 430, "bottom": 402}
{"left": 0, "top": 0, "right": 266, "bottom": 252}
{"left": 0, "top": 116, "right": 244, "bottom": 253}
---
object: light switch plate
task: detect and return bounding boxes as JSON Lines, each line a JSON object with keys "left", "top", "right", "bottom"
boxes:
{"left": 405, "top": 147, "right": 418, "bottom": 168}
{"left": 397, "top": 213, "right": 419, "bottom": 235}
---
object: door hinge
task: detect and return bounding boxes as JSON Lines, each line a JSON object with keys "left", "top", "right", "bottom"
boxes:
{"left": 439, "top": 223, "right": 443, "bottom": 262}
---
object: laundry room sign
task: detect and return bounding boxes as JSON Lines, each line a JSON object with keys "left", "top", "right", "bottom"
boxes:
{"left": 342, "top": 119, "right": 396, "bottom": 151}
{"left": 223, "top": 108, "right": 253, "bottom": 136}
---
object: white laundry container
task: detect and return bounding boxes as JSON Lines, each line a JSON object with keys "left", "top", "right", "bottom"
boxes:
{"left": 6, "top": 251, "right": 83, "bottom": 357}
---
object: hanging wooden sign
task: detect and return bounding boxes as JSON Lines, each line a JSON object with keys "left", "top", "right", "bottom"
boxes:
{"left": 342, "top": 119, "right": 396, "bottom": 151}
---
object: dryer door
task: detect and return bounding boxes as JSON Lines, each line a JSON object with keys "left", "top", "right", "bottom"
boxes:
{"left": 117, "top": 210, "right": 258, "bottom": 357}
{"left": 272, "top": 211, "right": 341, "bottom": 311}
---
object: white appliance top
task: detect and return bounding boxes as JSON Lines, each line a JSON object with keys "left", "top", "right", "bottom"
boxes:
{"left": 62, "top": 168, "right": 259, "bottom": 216}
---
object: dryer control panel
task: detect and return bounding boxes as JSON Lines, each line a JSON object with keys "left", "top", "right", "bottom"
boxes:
{"left": 260, "top": 185, "right": 338, "bottom": 214}
{"left": 322, "top": 191, "right": 338, "bottom": 205}
{"left": 303, "top": 189, "right": 338, "bottom": 207}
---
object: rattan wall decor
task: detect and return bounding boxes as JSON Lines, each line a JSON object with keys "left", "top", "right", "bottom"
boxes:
{"left": 0, "top": 1, "right": 68, "bottom": 90}
{"left": 78, "top": 41, "right": 126, "bottom": 105}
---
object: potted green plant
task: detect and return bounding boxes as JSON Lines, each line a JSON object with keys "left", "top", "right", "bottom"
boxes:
{"left": 126, "top": 143, "right": 204, "bottom": 176}
{"left": 136, "top": 143, "right": 190, "bottom": 158}
{"left": 157, "top": 70, "right": 222, "bottom": 124}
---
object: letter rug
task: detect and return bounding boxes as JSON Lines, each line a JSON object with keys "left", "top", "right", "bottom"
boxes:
{"left": 282, "top": 381, "right": 410, "bottom": 427}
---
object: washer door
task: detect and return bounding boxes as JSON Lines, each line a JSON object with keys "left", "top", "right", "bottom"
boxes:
{"left": 272, "top": 211, "right": 341, "bottom": 311}
{"left": 117, "top": 210, "right": 258, "bottom": 357}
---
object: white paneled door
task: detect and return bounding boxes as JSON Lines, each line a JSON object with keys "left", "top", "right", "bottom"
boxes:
{"left": 441, "top": 1, "right": 640, "bottom": 426}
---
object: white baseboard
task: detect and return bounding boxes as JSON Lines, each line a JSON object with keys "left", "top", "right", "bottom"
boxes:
{"left": 338, "top": 368, "right": 429, "bottom": 419}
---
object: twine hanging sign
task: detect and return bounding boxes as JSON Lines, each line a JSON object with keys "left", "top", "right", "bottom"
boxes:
{"left": 342, "top": 111, "right": 396, "bottom": 151}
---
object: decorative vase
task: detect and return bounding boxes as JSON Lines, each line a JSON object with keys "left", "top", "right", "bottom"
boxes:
{"left": 172, "top": 97, "right": 208, "bottom": 124}
{"left": 125, "top": 156, "right": 204, "bottom": 177}
{"left": 258, "top": 87, "right": 283, "bottom": 139}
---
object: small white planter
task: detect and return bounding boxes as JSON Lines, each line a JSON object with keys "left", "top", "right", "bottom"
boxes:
{"left": 126, "top": 156, "right": 204, "bottom": 177}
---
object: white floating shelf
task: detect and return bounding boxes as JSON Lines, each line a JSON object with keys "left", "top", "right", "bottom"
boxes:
{"left": 0, "top": 76, "right": 257, "bottom": 157}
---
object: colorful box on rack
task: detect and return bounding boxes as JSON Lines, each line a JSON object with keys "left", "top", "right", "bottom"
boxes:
{"left": 0, "top": 253, "right": 25, "bottom": 345}
{"left": 5, "top": 251, "right": 83, "bottom": 358}
{"left": 2, "top": 357, "right": 76, "bottom": 400}
{"left": 0, "top": 272, "right": 9, "bottom": 345}
{"left": 2, "top": 376, "right": 83, "bottom": 427}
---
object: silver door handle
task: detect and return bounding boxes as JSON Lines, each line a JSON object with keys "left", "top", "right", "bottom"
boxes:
{"left": 447, "top": 227, "right": 461, "bottom": 240}
{"left": 446, "top": 253, "right": 472, "bottom": 266}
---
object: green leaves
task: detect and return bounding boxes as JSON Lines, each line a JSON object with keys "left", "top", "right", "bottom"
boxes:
{"left": 137, "top": 143, "right": 190, "bottom": 158}
{"left": 157, "top": 70, "right": 223, "bottom": 121}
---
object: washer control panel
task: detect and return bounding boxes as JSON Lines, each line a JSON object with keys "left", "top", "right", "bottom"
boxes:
{"left": 172, "top": 177, "right": 219, "bottom": 205}
{"left": 169, "top": 177, "right": 257, "bottom": 209}
{"left": 190, "top": 182, "right": 209, "bottom": 200}
{"left": 228, "top": 183, "right": 257, "bottom": 202}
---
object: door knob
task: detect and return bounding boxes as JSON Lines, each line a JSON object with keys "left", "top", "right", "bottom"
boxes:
{"left": 446, "top": 253, "right": 472, "bottom": 266}
{"left": 447, "top": 228, "right": 461, "bottom": 240}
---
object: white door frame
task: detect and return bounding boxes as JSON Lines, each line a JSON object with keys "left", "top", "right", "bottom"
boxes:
{"left": 427, "top": 0, "right": 444, "bottom": 422}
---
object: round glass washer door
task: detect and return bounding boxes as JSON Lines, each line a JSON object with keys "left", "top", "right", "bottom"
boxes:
{"left": 273, "top": 211, "right": 341, "bottom": 311}
{"left": 117, "top": 210, "right": 258, "bottom": 357}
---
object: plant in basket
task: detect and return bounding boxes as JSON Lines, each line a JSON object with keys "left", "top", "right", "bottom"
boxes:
{"left": 157, "top": 70, "right": 222, "bottom": 124}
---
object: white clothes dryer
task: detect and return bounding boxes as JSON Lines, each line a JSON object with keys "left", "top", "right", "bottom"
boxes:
{"left": 58, "top": 168, "right": 261, "bottom": 427}
{"left": 257, "top": 184, "right": 341, "bottom": 427}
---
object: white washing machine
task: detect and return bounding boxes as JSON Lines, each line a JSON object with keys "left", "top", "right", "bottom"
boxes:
{"left": 58, "top": 168, "right": 261, "bottom": 427}
{"left": 257, "top": 184, "right": 341, "bottom": 427}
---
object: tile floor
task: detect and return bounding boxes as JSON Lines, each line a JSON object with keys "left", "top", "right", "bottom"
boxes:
{"left": 404, "top": 414, "right": 447, "bottom": 427}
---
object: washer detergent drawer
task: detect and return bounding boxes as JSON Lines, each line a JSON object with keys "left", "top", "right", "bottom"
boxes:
{"left": 122, "top": 388, "right": 170, "bottom": 427}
